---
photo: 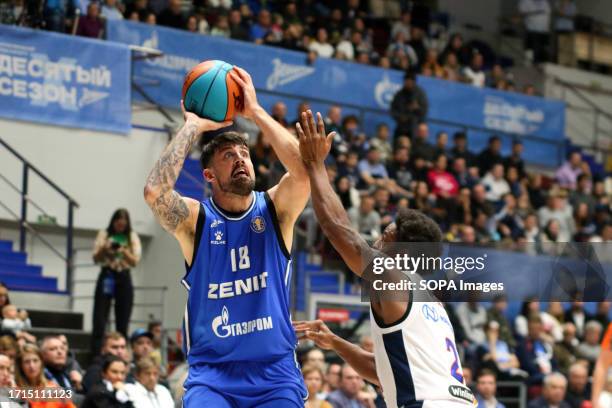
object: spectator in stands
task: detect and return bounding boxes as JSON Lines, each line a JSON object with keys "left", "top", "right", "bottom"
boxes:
{"left": 15, "top": 344, "right": 76, "bottom": 408}
{"left": 442, "top": 52, "right": 461, "bottom": 81}
{"left": 302, "top": 364, "right": 333, "bottom": 408}
{"left": 563, "top": 362, "right": 590, "bottom": 408}
{"left": 486, "top": 63, "right": 507, "bottom": 89}
{"left": 569, "top": 174, "right": 595, "bottom": 215}
{"left": 527, "top": 373, "right": 570, "bottom": 408}
{"left": 537, "top": 193, "right": 575, "bottom": 242}
{"left": 480, "top": 321, "right": 522, "bottom": 378}
{"left": 555, "top": 0, "right": 577, "bottom": 33}
{"left": 124, "top": 357, "right": 172, "bottom": 408}
{"left": 527, "top": 174, "right": 546, "bottom": 210}
{"left": 390, "top": 72, "right": 428, "bottom": 138}
{"left": 326, "top": 364, "right": 368, "bottom": 408}
{"left": 487, "top": 295, "right": 516, "bottom": 348}
{"left": 309, "top": 28, "right": 334, "bottom": 58}
{"left": 75, "top": 1, "right": 103, "bottom": 38}
{"left": 422, "top": 49, "right": 444, "bottom": 78}
{"left": 83, "top": 332, "right": 130, "bottom": 393}
{"left": 493, "top": 194, "right": 524, "bottom": 240}
{"left": 386, "top": 147, "right": 412, "bottom": 195}
{"left": 1, "top": 304, "right": 32, "bottom": 337}
{"left": 555, "top": 151, "right": 582, "bottom": 190}
{"left": 210, "top": 14, "right": 230, "bottom": 37}
{"left": 249, "top": 9, "right": 272, "bottom": 44}
{"left": 554, "top": 323, "right": 579, "bottom": 375}
{"left": 304, "top": 348, "right": 325, "bottom": 371}
{"left": 130, "top": 329, "right": 153, "bottom": 367}
{"left": 373, "top": 187, "right": 393, "bottom": 229}
{"left": 594, "top": 302, "right": 611, "bottom": 331}
{"left": 229, "top": 8, "right": 249, "bottom": 41}
{"left": 427, "top": 154, "right": 459, "bottom": 199}
{"left": 91, "top": 209, "right": 142, "bottom": 355}
{"left": 322, "top": 363, "right": 342, "bottom": 397}
{"left": 456, "top": 299, "right": 488, "bottom": 346}
{"left": 463, "top": 53, "right": 486, "bottom": 88}
{"left": 411, "top": 123, "right": 435, "bottom": 164}
{"left": 386, "top": 31, "right": 418, "bottom": 68}
{"left": 504, "top": 140, "right": 526, "bottom": 179}
{"left": 517, "top": 314, "right": 555, "bottom": 386}
{"left": 433, "top": 132, "right": 448, "bottom": 157}
{"left": 0, "top": 334, "right": 19, "bottom": 363}
{"left": 441, "top": 33, "right": 471, "bottom": 66}
{"left": 523, "top": 212, "right": 540, "bottom": 242}
{"left": 101, "top": 0, "right": 123, "bottom": 20}
{"left": 475, "top": 369, "right": 506, "bottom": 408}
{"left": 576, "top": 320, "right": 602, "bottom": 368}
{"left": 450, "top": 132, "right": 476, "bottom": 167}
{"left": 42, "top": 0, "right": 74, "bottom": 32}
{"left": 58, "top": 334, "right": 84, "bottom": 397}
{"left": 515, "top": 297, "right": 541, "bottom": 338}
{"left": 369, "top": 124, "right": 392, "bottom": 163}
{"left": 0, "top": 283, "right": 10, "bottom": 309}
{"left": 391, "top": 10, "right": 411, "bottom": 40}
{"left": 336, "top": 176, "right": 360, "bottom": 210}
{"left": 41, "top": 335, "right": 80, "bottom": 392}
{"left": 348, "top": 196, "right": 381, "bottom": 243}
{"left": 519, "top": 0, "right": 551, "bottom": 63}
{"left": 482, "top": 164, "right": 510, "bottom": 204}
{"left": 540, "top": 219, "right": 563, "bottom": 255}
{"left": 338, "top": 151, "right": 360, "bottom": 188}
{"left": 564, "top": 299, "right": 592, "bottom": 340}
{"left": 82, "top": 355, "right": 132, "bottom": 408}
{"left": 157, "top": 0, "right": 185, "bottom": 29}
{"left": 357, "top": 147, "right": 389, "bottom": 190}
{"left": 470, "top": 184, "right": 495, "bottom": 221}
{"left": 477, "top": 136, "right": 503, "bottom": 175}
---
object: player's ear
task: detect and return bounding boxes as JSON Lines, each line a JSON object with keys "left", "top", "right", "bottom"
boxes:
{"left": 203, "top": 168, "right": 215, "bottom": 183}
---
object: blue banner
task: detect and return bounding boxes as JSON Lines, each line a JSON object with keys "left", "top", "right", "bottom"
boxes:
{"left": 0, "top": 25, "right": 131, "bottom": 134}
{"left": 106, "top": 20, "right": 404, "bottom": 112}
{"left": 418, "top": 76, "right": 565, "bottom": 140}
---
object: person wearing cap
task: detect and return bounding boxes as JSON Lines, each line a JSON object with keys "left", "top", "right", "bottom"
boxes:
{"left": 130, "top": 329, "right": 154, "bottom": 364}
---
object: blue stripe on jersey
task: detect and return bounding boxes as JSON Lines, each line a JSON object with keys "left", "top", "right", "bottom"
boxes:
{"left": 382, "top": 330, "right": 423, "bottom": 408}
{"left": 182, "top": 191, "right": 297, "bottom": 365}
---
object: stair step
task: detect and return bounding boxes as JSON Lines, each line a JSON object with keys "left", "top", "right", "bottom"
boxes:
{"left": 0, "top": 241, "right": 12, "bottom": 251}
{"left": 0, "top": 274, "right": 57, "bottom": 291}
{"left": 0, "top": 262, "right": 43, "bottom": 276}
{"left": 28, "top": 309, "right": 84, "bottom": 331}
{"left": 0, "top": 251, "right": 27, "bottom": 263}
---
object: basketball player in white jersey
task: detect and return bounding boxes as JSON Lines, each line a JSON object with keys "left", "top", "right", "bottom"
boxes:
{"left": 293, "top": 111, "right": 475, "bottom": 408}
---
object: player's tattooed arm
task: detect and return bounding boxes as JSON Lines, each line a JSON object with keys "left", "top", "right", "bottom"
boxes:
{"left": 144, "top": 102, "right": 231, "bottom": 235}
{"left": 296, "top": 110, "right": 375, "bottom": 277}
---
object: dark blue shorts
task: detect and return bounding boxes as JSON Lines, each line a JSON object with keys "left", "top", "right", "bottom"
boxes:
{"left": 183, "top": 355, "right": 307, "bottom": 407}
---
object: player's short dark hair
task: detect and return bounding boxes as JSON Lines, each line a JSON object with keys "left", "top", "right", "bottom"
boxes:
{"left": 395, "top": 208, "right": 442, "bottom": 244}
{"left": 200, "top": 131, "right": 248, "bottom": 169}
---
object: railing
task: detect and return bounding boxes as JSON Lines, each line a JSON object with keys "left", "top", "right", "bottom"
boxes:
{"left": 0, "top": 137, "right": 79, "bottom": 292}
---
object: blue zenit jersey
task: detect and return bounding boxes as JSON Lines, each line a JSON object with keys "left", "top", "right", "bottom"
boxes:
{"left": 181, "top": 191, "right": 297, "bottom": 365}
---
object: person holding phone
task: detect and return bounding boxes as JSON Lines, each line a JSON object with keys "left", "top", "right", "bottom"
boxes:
{"left": 92, "top": 209, "right": 142, "bottom": 355}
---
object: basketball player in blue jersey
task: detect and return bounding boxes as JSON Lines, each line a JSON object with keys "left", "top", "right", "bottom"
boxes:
{"left": 293, "top": 111, "right": 475, "bottom": 408}
{"left": 143, "top": 66, "right": 308, "bottom": 407}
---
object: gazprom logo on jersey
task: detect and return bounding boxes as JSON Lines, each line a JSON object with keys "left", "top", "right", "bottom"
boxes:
{"left": 212, "top": 306, "right": 273, "bottom": 338}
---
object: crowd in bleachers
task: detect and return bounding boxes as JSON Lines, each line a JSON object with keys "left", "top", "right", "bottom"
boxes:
{"left": 0, "top": 0, "right": 580, "bottom": 93}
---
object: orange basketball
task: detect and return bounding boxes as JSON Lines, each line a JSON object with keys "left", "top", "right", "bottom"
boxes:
{"left": 182, "top": 60, "right": 243, "bottom": 122}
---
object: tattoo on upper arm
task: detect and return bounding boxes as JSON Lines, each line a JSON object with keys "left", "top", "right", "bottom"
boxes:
{"left": 152, "top": 191, "right": 190, "bottom": 233}
{"left": 145, "top": 123, "right": 199, "bottom": 233}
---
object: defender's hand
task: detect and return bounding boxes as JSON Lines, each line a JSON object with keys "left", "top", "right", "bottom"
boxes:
{"left": 229, "top": 66, "right": 260, "bottom": 120}
{"left": 293, "top": 320, "right": 336, "bottom": 350}
{"left": 181, "top": 100, "right": 232, "bottom": 134}
{"left": 296, "top": 110, "right": 335, "bottom": 164}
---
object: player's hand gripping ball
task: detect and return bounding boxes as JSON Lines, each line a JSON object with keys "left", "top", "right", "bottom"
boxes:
{"left": 182, "top": 60, "right": 244, "bottom": 121}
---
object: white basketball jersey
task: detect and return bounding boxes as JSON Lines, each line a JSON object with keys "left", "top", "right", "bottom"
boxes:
{"left": 370, "top": 300, "right": 475, "bottom": 408}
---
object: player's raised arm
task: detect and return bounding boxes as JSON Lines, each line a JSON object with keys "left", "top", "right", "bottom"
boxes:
{"left": 293, "top": 320, "right": 380, "bottom": 386}
{"left": 296, "top": 110, "right": 375, "bottom": 276}
{"left": 229, "top": 67, "right": 310, "bottom": 228}
{"left": 144, "top": 103, "right": 230, "bottom": 260}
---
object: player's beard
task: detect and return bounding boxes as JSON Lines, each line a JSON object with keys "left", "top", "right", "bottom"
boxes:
{"left": 219, "top": 175, "right": 255, "bottom": 196}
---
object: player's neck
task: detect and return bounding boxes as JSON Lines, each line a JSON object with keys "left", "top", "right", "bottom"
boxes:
{"left": 212, "top": 190, "right": 254, "bottom": 214}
